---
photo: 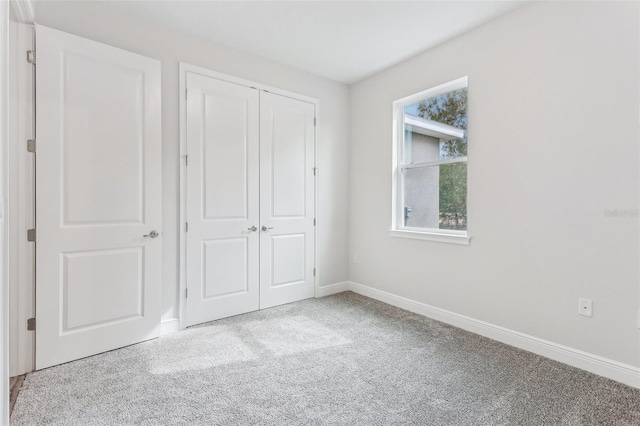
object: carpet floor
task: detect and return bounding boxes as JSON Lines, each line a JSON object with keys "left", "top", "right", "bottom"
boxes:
{"left": 10, "top": 292, "right": 640, "bottom": 425}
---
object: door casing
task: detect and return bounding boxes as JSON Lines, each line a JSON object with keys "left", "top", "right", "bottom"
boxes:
{"left": 7, "top": 21, "right": 35, "bottom": 376}
{"left": 178, "top": 63, "right": 320, "bottom": 329}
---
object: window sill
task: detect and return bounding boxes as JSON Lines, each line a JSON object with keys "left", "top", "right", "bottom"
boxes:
{"left": 389, "top": 229, "right": 470, "bottom": 245}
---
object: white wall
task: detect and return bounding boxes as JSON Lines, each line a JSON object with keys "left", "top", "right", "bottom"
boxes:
{"left": 34, "top": 1, "right": 350, "bottom": 322}
{"left": 349, "top": 1, "right": 640, "bottom": 367}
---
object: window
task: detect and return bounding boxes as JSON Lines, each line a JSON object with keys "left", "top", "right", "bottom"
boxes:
{"left": 391, "top": 77, "right": 470, "bottom": 245}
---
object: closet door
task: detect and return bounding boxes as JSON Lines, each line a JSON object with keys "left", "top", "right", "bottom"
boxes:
{"left": 36, "top": 26, "right": 162, "bottom": 369}
{"left": 185, "top": 73, "right": 260, "bottom": 326}
{"left": 259, "top": 92, "right": 316, "bottom": 308}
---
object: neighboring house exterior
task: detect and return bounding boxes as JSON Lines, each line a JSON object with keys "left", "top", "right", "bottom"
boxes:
{"left": 403, "top": 114, "right": 465, "bottom": 229}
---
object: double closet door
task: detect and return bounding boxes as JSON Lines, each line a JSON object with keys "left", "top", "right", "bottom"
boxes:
{"left": 185, "top": 73, "right": 316, "bottom": 327}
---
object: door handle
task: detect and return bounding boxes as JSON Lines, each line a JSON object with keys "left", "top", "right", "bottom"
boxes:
{"left": 261, "top": 226, "right": 274, "bottom": 232}
{"left": 143, "top": 230, "right": 159, "bottom": 238}
{"left": 247, "top": 226, "right": 258, "bottom": 232}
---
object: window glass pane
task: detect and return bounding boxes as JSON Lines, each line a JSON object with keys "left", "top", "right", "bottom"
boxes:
{"left": 403, "top": 162, "right": 467, "bottom": 231}
{"left": 403, "top": 126, "right": 441, "bottom": 163}
{"left": 403, "top": 87, "right": 467, "bottom": 164}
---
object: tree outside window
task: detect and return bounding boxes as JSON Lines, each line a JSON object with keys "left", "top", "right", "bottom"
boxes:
{"left": 395, "top": 78, "right": 468, "bottom": 236}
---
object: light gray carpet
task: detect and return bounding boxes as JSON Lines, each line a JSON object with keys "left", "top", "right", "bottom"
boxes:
{"left": 10, "top": 292, "right": 640, "bottom": 425}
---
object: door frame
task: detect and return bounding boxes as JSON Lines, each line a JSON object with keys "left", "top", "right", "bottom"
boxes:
{"left": 1, "top": 2, "right": 10, "bottom": 424}
{"left": 7, "top": 5, "right": 35, "bottom": 377}
{"left": 7, "top": 20, "right": 34, "bottom": 377}
{"left": 178, "top": 63, "right": 320, "bottom": 330}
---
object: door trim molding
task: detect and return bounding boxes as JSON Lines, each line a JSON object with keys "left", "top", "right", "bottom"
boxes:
{"left": 178, "top": 63, "right": 320, "bottom": 330}
{"left": 160, "top": 318, "right": 180, "bottom": 336}
{"left": 1, "top": 2, "right": 10, "bottom": 424}
{"left": 10, "top": 0, "right": 34, "bottom": 25}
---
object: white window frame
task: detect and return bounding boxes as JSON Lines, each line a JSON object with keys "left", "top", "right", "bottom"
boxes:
{"left": 390, "top": 76, "right": 470, "bottom": 245}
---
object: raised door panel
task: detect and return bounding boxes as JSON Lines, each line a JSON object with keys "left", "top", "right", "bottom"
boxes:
{"left": 271, "top": 234, "right": 306, "bottom": 287}
{"left": 62, "top": 248, "right": 143, "bottom": 332}
{"left": 62, "top": 53, "right": 144, "bottom": 225}
{"left": 202, "top": 92, "right": 249, "bottom": 220}
{"left": 271, "top": 108, "right": 306, "bottom": 218}
{"left": 202, "top": 238, "right": 248, "bottom": 299}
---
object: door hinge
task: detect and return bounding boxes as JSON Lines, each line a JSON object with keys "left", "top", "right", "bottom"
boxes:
{"left": 184, "top": 154, "right": 189, "bottom": 166}
{"left": 27, "top": 318, "right": 36, "bottom": 331}
{"left": 314, "top": 117, "right": 316, "bottom": 126}
{"left": 313, "top": 268, "right": 316, "bottom": 277}
{"left": 27, "top": 139, "right": 36, "bottom": 153}
{"left": 185, "top": 222, "right": 189, "bottom": 232}
{"left": 185, "top": 88, "right": 188, "bottom": 99}
{"left": 26, "top": 50, "right": 35, "bottom": 64}
{"left": 185, "top": 288, "right": 188, "bottom": 299}
{"left": 27, "top": 228, "right": 36, "bottom": 242}
{"left": 313, "top": 167, "right": 317, "bottom": 176}
{"left": 313, "top": 218, "right": 316, "bottom": 226}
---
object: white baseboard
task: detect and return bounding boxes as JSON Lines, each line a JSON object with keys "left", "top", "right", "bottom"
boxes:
{"left": 316, "top": 282, "right": 350, "bottom": 298}
{"left": 160, "top": 318, "right": 180, "bottom": 336}
{"left": 347, "top": 281, "right": 640, "bottom": 389}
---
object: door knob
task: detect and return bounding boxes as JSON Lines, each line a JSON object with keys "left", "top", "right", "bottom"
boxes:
{"left": 143, "top": 230, "right": 159, "bottom": 238}
{"left": 261, "top": 226, "right": 274, "bottom": 232}
{"left": 248, "top": 226, "right": 258, "bottom": 232}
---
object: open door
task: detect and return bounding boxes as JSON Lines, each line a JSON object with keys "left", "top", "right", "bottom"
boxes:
{"left": 35, "top": 26, "right": 162, "bottom": 369}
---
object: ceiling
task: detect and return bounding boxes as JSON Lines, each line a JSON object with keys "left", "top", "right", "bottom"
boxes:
{"left": 41, "top": 1, "right": 527, "bottom": 84}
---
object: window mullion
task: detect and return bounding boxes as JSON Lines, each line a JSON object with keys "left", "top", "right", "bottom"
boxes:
{"left": 400, "top": 156, "right": 467, "bottom": 170}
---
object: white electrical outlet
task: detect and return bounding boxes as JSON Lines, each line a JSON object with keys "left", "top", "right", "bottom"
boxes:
{"left": 578, "top": 298, "right": 593, "bottom": 317}
{"left": 352, "top": 255, "right": 358, "bottom": 264}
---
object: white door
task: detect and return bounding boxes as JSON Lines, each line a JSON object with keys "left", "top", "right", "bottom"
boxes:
{"left": 185, "top": 73, "right": 260, "bottom": 326}
{"left": 184, "top": 72, "right": 316, "bottom": 324}
{"left": 35, "top": 26, "right": 162, "bottom": 369}
{"left": 259, "top": 92, "right": 316, "bottom": 308}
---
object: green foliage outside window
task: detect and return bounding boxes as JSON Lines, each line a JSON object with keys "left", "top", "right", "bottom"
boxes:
{"left": 417, "top": 88, "right": 467, "bottom": 230}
